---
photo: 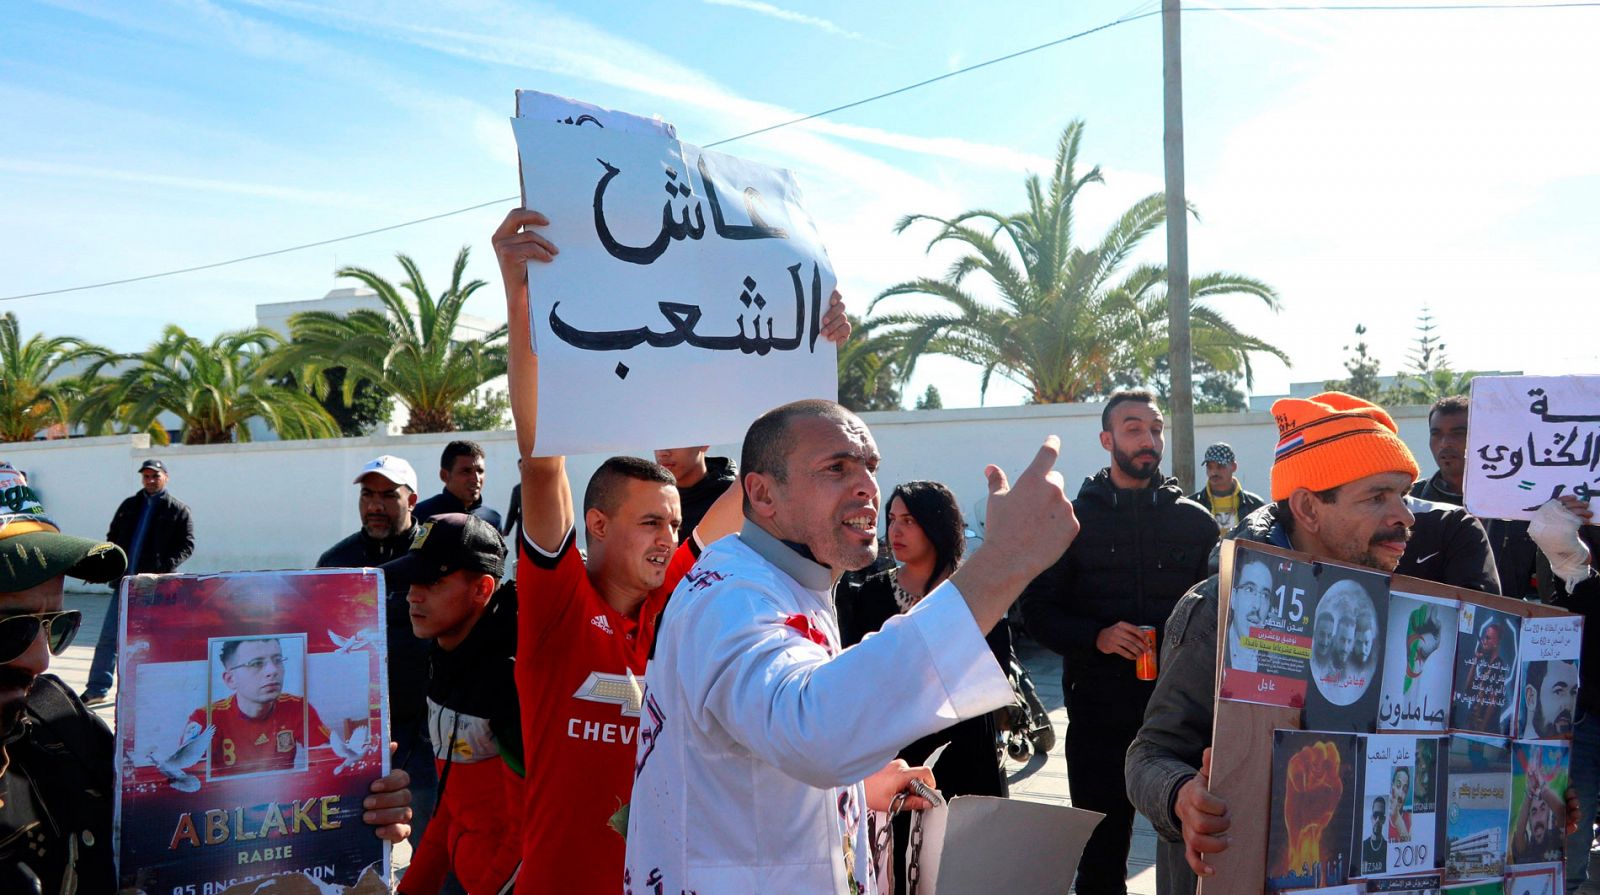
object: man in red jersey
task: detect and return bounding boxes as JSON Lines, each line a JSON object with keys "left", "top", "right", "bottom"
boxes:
{"left": 490, "top": 207, "right": 849, "bottom": 894}
{"left": 184, "top": 637, "right": 331, "bottom": 777}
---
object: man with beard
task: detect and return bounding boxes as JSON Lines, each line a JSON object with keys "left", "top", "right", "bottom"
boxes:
{"left": 1190, "top": 443, "right": 1265, "bottom": 537}
{"left": 1022, "top": 389, "right": 1218, "bottom": 895}
{"left": 0, "top": 463, "right": 415, "bottom": 892}
{"left": 1521, "top": 660, "right": 1578, "bottom": 740}
{"left": 317, "top": 455, "right": 440, "bottom": 857}
{"left": 625, "top": 400, "right": 1079, "bottom": 893}
{"left": 1125, "top": 392, "right": 1421, "bottom": 895}
{"left": 1512, "top": 755, "right": 1567, "bottom": 864}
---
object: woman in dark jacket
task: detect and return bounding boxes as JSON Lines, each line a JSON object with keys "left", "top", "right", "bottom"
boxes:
{"left": 838, "top": 480, "right": 1009, "bottom": 893}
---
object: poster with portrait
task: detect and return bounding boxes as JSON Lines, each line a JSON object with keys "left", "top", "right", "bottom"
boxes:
{"left": 1267, "top": 729, "right": 1360, "bottom": 891}
{"left": 1515, "top": 617, "right": 1582, "bottom": 741}
{"left": 1444, "top": 734, "right": 1512, "bottom": 880}
{"left": 1377, "top": 594, "right": 1459, "bottom": 732}
{"left": 1451, "top": 606, "right": 1520, "bottom": 737}
{"left": 1354, "top": 734, "right": 1446, "bottom": 879}
{"left": 1507, "top": 741, "right": 1569, "bottom": 867}
{"left": 1304, "top": 564, "right": 1392, "bottom": 733}
{"left": 1503, "top": 862, "right": 1563, "bottom": 895}
{"left": 114, "top": 570, "right": 390, "bottom": 894}
{"left": 1220, "top": 547, "right": 1318, "bottom": 707}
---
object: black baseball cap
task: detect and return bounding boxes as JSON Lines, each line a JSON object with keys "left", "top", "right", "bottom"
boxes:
{"left": 380, "top": 513, "right": 506, "bottom": 586}
{"left": 139, "top": 459, "right": 167, "bottom": 473}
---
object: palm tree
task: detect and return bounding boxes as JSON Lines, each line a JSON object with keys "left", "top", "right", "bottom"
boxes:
{"left": 869, "top": 120, "right": 1288, "bottom": 404}
{"left": 836, "top": 314, "right": 903, "bottom": 412}
{"left": 0, "top": 312, "right": 109, "bottom": 443}
{"left": 271, "top": 249, "right": 507, "bottom": 433}
{"left": 73, "top": 326, "right": 339, "bottom": 444}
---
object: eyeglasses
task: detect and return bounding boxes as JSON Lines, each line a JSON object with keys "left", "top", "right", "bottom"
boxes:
{"left": 0, "top": 610, "right": 82, "bottom": 664}
{"left": 228, "top": 654, "right": 286, "bottom": 672}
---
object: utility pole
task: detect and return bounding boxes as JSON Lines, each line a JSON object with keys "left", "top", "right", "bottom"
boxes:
{"left": 1163, "top": 0, "right": 1195, "bottom": 492}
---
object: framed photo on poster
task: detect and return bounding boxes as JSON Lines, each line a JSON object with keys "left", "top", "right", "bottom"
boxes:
{"left": 113, "top": 569, "right": 390, "bottom": 894}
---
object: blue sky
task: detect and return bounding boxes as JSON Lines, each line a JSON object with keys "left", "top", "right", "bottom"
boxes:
{"left": 3, "top": 0, "right": 1596, "bottom": 408}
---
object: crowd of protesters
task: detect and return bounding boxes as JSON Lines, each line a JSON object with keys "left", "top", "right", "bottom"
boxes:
{"left": 0, "top": 205, "right": 1593, "bottom": 895}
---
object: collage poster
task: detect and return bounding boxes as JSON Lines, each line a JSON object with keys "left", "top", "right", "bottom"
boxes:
{"left": 1451, "top": 606, "right": 1520, "bottom": 737}
{"left": 1377, "top": 594, "right": 1458, "bottom": 732}
{"left": 114, "top": 570, "right": 390, "bottom": 894}
{"left": 1356, "top": 735, "right": 1445, "bottom": 879}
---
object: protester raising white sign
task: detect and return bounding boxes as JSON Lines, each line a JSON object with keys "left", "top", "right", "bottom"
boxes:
{"left": 1464, "top": 374, "right": 1600, "bottom": 521}
{"left": 511, "top": 109, "right": 838, "bottom": 456}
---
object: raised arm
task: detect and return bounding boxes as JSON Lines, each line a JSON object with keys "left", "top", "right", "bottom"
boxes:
{"left": 491, "top": 208, "right": 573, "bottom": 552}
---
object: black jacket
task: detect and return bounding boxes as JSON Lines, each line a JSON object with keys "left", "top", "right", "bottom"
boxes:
{"left": 677, "top": 457, "right": 737, "bottom": 544}
{"left": 1411, "top": 472, "right": 1538, "bottom": 597}
{"left": 428, "top": 583, "right": 522, "bottom": 775}
{"left": 106, "top": 489, "right": 194, "bottom": 574}
{"left": 0, "top": 676, "right": 117, "bottom": 894}
{"left": 414, "top": 490, "right": 504, "bottom": 532}
{"left": 318, "top": 524, "right": 431, "bottom": 730}
{"left": 1022, "top": 469, "right": 1218, "bottom": 688}
{"left": 1188, "top": 483, "right": 1266, "bottom": 534}
{"left": 1397, "top": 495, "right": 1501, "bottom": 595}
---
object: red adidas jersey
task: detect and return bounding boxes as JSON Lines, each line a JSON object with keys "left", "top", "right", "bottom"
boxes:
{"left": 187, "top": 694, "right": 331, "bottom": 777}
{"left": 514, "top": 528, "right": 696, "bottom": 895}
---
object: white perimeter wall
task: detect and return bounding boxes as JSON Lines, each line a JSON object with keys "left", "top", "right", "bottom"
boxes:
{"left": 2, "top": 403, "right": 1437, "bottom": 591}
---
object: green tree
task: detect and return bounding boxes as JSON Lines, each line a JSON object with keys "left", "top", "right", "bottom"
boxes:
{"left": 74, "top": 326, "right": 339, "bottom": 444}
{"left": 870, "top": 120, "right": 1287, "bottom": 404}
{"left": 452, "top": 388, "right": 511, "bottom": 432}
{"left": 272, "top": 249, "right": 507, "bottom": 434}
{"left": 0, "top": 313, "right": 109, "bottom": 443}
{"left": 1390, "top": 307, "right": 1476, "bottom": 403}
{"left": 1325, "top": 324, "right": 1385, "bottom": 400}
{"left": 275, "top": 366, "right": 393, "bottom": 438}
{"left": 836, "top": 314, "right": 903, "bottom": 412}
{"left": 914, "top": 384, "right": 943, "bottom": 410}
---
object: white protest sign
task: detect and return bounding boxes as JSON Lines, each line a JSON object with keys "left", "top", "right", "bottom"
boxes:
{"left": 514, "top": 89, "right": 676, "bottom": 137}
{"left": 1464, "top": 374, "right": 1600, "bottom": 520}
{"left": 512, "top": 113, "right": 838, "bottom": 456}
{"left": 909, "top": 796, "right": 1102, "bottom": 894}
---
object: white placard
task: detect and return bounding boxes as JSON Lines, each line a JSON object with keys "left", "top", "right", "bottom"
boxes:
{"left": 1464, "top": 374, "right": 1600, "bottom": 521}
{"left": 912, "top": 796, "right": 1102, "bottom": 893}
{"left": 514, "top": 89, "right": 676, "bottom": 137}
{"left": 512, "top": 114, "right": 839, "bottom": 456}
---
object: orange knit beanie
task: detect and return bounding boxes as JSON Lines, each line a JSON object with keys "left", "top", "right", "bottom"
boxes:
{"left": 1269, "top": 391, "right": 1419, "bottom": 501}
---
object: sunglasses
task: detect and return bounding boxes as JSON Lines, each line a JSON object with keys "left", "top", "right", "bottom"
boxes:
{"left": 0, "top": 610, "right": 83, "bottom": 664}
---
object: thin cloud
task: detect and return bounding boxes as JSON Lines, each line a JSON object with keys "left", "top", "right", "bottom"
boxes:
{"left": 0, "top": 157, "right": 366, "bottom": 207}
{"left": 701, "top": 0, "right": 864, "bottom": 40}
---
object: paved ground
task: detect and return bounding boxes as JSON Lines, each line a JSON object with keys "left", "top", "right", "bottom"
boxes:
{"left": 48, "top": 590, "right": 1146, "bottom": 894}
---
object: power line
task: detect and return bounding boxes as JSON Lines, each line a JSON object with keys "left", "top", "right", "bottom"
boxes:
{"left": 5, "top": 0, "right": 1597, "bottom": 303}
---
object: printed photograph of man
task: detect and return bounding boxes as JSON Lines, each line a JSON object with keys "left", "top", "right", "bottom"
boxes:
{"left": 1521, "top": 660, "right": 1579, "bottom": 740}
{"left": 1415, "top": 740, "right": 1437, "bottom": 812}
{"left": 1226, "top": 558, "right": 1276, "bottom": 672}
{"left": 1388, "top": 765, "right": 1413, "bottom": 842}
{"left": 1361, "top": 796, "right": 1389, "bottom": 875}
{"left": 1510, "top": 746, "right": 1568, "bottom": 865}
{"left": 1454, "top": 613, "right": 1517, "bottom": 734}
{"left": 184, "top": 635, "right": 331, "bottom": 778}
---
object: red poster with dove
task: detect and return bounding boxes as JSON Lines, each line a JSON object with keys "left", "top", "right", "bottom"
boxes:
{"left": 113, "top": 569, "right": 390, "bottom": 894}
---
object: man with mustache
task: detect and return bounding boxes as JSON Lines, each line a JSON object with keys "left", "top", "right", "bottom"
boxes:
{"left": 318, "top": 455, "right": 441, "bottom": 856}
{"left": 0, "top": 462, "right": 416, "bottom": 892}
{"left": 1521, "top": 660, "right": 1578, "bottom": 740}
{"left": 1022, "top": 389, "right": 1218, "bottom": 895}
{"left": 1126, "top": 392, "right": 1423, "bottom": 895}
